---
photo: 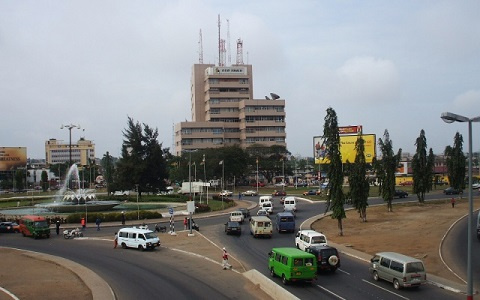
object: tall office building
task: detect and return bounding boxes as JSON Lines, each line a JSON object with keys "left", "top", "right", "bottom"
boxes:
{"left": 45, "top": 138, "right": 95, "bottom": 166}
{"left": 174, "top": 63, "right": 286, "bottom": 156}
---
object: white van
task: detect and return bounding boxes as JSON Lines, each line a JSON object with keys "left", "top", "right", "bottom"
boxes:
{"left": 260, "top": 200, "right": 274, "bottom": 214}
{"left": 259, "top": 195, "right": 273, "bottom": 206}
{"left": 117, "top": 227, "right": 160, "bottom": 251}
{"left": 283, "top": 196, "right": 296, "bottom": 212}
{"left": 295, "top": 230, "right": 328, "bottom": 251}
{"left": 369, "top": 252, "right": 427, "bottom": 289}
{"left": 249, "top": 216, "right": 273, "bottom": 238}
{"left": 229, "top": 211, "right": 245, "bottom": 223}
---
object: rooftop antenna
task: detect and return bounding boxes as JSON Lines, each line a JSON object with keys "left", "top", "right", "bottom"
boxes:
{"left": 227, "top": 19, "right": 231, "bottom": 66}
{"left": 198, "top": 29, "right": 203, "bottom": 64}
{"left": 236, "top": 38, "right": 244, "bottom": 65}
{"left": 217, "top": 14, "right": 222, "bottom": 66}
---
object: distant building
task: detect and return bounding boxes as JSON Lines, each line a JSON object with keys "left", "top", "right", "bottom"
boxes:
{"left": 174, "top": 64, "right": 286, "bottom": 156}
{"left": 45, "top": 138, "right": 95, "bottom": 166}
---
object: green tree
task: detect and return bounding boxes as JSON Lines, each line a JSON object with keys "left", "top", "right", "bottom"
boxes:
{"left": 376, "top": 130, "right": 402, "bottom": 212}
{"left": 40, "top": 170, "right": 49, "bottom": 192}
{"left": 348, "top": 136, "right": 370, "bottom": 222}
{"left": 114, "top": 117, "right": 169, "bottom": 196}
{"left": 101, "top": 151, "right": 115, "bottom": 195}
{"left": 247, "top": 144, "right": 290, "bottom": 184}
{"left": 323, "top": 107, "right": 346, "bottom": 236}
{"left": 14, "top": 169, "right": 25, "bottom": 191}
{"left": 444, "top": 132, "right": 466, "bottom": 191}
{"left": 412, "top": 130, "right": 435, "bottom": 203}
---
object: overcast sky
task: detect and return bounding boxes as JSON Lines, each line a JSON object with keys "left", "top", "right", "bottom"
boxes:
{"left": 1, "top": 1, "right": 479, "bottom": 160}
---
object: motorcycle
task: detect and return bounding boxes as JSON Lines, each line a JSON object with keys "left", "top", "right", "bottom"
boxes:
{"left": 63, "top": 228, "right": 84, "bottom": 239}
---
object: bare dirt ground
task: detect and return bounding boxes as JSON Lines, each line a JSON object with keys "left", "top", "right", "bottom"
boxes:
{"left": 312, "top": 194, "right": 480, "bottom": 284}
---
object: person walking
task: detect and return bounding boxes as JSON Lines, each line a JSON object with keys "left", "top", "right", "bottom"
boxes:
{"left": 184, "top": 217, "right": 188, "bottom": 230}
{"left": 96, "top": 217, "right": 102, "bottom": 231}
{"left": 81, "top": 217, "right": 86, "bottom": 230}
{"left": 451, "top": 197, "right": 456, "bottom": 208}
{"left": 55, "top": 220, "right": 61, "bottom": 235}
{"left": 114, "top": 232, "right": 118, "bottom": 249}
{"left": 222, "top": 247, "right": 232, "bottom": 270}
{"left": 121, "top": 212, "right": 126, "bottom": 225}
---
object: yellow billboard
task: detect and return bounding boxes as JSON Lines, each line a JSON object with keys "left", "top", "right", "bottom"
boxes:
{"left": 0, "top": 147, "right": 27, "bottom": 171}
{"left": 314, "top": 134, "right": 376, "bottom": 164}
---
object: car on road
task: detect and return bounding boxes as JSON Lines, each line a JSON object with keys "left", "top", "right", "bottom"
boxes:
{"left": 394, "top": 190, "right": 408, "bottom": 198}
{"left": 272, "top": 190, "right": 287, "bottom": 196}
{"left": 472, "top": 183, "right": 480, "bottom": 189}
{"left": 238, "top": 208, "right": 250, "bottom": 219}
{"left": 219, "top": 190, "right": 233, "bottom": 197}
{"left": 229, "top": 211, "right": 245, "bottom": 223}
{"left": 303, "top": 189, "right": 320, "bottom": 196}
{"left": 242, "top": 190, "right": 258, "bottom": 196}
{"left": 295, "top": 230, "right": 328, "bottom": 251}
{"left": 0, "top": 222, "right": 20, "bottom": 233}
{"left": 225, "top": 221, "right": 242, "bottom": 235}
{"left": 443, "top": 187, "right": 461, "bottom": 195}
{"left": 306, "top": 245, "right": 341, "bottom": 272}
{"left": 274, "top": 182, "right": 287, "bottom": 187}
{"left": 257, "top": 209, "right": 269, "bottom": 217}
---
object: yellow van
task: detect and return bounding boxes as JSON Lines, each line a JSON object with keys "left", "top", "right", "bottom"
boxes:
{"left": 249, "top": 216, "right": 273, "bottom": 238}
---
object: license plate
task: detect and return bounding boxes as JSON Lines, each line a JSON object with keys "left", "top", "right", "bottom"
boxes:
{"left": 295, "top": 272, "right": 301, "bottom": 275}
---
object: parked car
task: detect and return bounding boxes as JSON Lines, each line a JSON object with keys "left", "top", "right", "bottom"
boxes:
{"left": 274, "top": 182, "right": 287, "bottom": 187}
{"left": 0, "top": 222, "right": 20, "bottom": 233}
{"left": 251, "top": 182, "right": 265, "bottom": 187}
{"left": 305, "top": 245, "right": 341, "bottom": 272}
{"left": 242, "top": 190, "right": 258, "bottom": 196}
{"left": 472, "top": 183, "right": 480, "bottom": 189}
{"left": 272, "top": 190, "right": 287, "bottom": 196}
{"left": 443, "top": 187, "right": 461, "bottom": 195}
{"left": 219, "top": 190, "right": 233, "bottom": 197}
{"left": 295, "top": 182, "right": 308, "bottom": 187}
{"left": 224, "top": 221, "right": 242, "bottom": 235}
{"left": 394, "top": 190, "right": 408, "bottom": 198}
{"left": 303, "top": 189, "right": 320, "bottom": 196}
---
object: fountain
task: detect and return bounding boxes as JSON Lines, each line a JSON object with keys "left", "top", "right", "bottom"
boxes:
{"left": 35, "top": 164, "right": 120, "bottom": 213}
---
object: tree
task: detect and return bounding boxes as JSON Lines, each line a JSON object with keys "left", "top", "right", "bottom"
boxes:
{"left": 376, "top": 130, "right": 401, "bottom": 212}
{"left": 412, "top": 130, "right": 435, "bottom": 203}
{"left": 323, "top": 107, "right": 346, "bottom": 236}
{"left": 114, "top": 117, "right": 169, "bottom": 196}
{"left": 101, "top": 151, "right": 114, "bottom": 195}
{"left": 40, "top": 170, "right": 49, "bottom": 192}
{"left": 444, "top": 132, "right": 466, "bottom": 191}
{"left": 247, "top": 144, "right": 290, "bottom": 184}
{"left": 348, "top": 136, "right": 370, "bottom": 222}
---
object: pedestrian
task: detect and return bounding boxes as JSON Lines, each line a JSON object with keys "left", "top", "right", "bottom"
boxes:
{"left": 121, "top": 212, "right": 126, "bottom": 225}
{"left": 81, "top": 217, "right": 86, "bottom": 230}
{"left": 55, "top": 220, "right": 60, "bottom": 235}
{"left": 184, "top": 217, "right": 188, "bottom": 230}
{"left": 222, "top": 247, "right": 232, "bottom": 270}
{"left": 96, "top": 217, "right": 101, "bottom": 231}
{"left": 451, "top": 197, "right": 456, "bottom": 208}
{"left": 114, "top": 232, "right": 118, "bottom": 249}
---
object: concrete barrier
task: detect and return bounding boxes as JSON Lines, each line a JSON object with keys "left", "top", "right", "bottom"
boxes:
{"left": 243, "top": 269, "right": 299, "bottom": 300}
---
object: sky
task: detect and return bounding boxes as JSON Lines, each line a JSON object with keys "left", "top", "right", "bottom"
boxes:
{"left": 1, "top": 1, "right": 479, "bottom": 160}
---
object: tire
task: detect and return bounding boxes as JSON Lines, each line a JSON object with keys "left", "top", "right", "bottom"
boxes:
{"left": 121, "top": 243, "right": 127, "bottom": 249}
{"left": 270, "top": 268, "right": 275, "bottom": 277}
{"left": 64, "top": 234, "right": 70, "bottom": 239}
{"left": 328, "top": 255, "right": 339, "bottom": 266}
{"left": 282, "top": 274, "right": 288, "bottom": 285}
{"left": 138, "top": 245, "right": 145, "bottom": 251}
{"left": 372, "top": 271, "right": 379, "bottom": 281}
{"left": 22, "top": 232, "right": 26, "bottom": 237}
{"left": 393, "top": 279, "right": 401, "bottom": 290}
{"left": 296, "top": 244, "right": 299, "bottom": 249}
{"left": 79, "top": 232, "right": 84, "bottom": 237}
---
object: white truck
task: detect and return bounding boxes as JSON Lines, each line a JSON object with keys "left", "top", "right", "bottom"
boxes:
{"left": 180, "top": 182, "right": 208, "bottom": 194}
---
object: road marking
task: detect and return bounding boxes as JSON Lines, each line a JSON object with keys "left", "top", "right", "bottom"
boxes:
{"left": 362, "top": 279, "right": 410, "bottom": 300}
{"left": 338, "top": 268, "right": 350, "bottom": 275}
{"left": 0, "top": 287, "right": 20, "bottom": 300}
{"left": 316, "top": 285, "right": 346, "bottom": 299}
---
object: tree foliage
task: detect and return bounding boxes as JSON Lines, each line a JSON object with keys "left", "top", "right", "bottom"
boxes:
{"left": 41, "top": 170, "right": 49, "bottom": 192}
{"left": 348, "top": 136, "right": 370, "bottom": 222}
{"left": 375, "top": 130, "right": 401, "bottom": 212}
{"left": 114, "top": 117, "right": 169, "bottom": 196}
{"left": 412, "top": 129, "right": 434, "bottom": 203}
{"left": 323, "top": 107, "right": 346, "bottom": 235}
{"left": 444, "top": 132, "right": 466, "bottom": 191}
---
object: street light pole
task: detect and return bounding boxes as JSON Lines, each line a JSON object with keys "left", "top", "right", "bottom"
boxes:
{"left": 256, "top": 157, "right": 259, "bottom": 193}
{"left": 60, "top": 124, "right": 81, "bottom": 167}
{"left": 441, "top": 112, "right": 480, "bottom": 300}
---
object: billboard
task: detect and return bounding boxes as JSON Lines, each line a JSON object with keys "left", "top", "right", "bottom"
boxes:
{"left": 0, "top": 147, "right": 27, "bottom": 171}
{"left": 314, "top": 134, "right": 376, "bottom": 164}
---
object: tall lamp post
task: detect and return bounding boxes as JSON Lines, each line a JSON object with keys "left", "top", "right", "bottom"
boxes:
{"left": 441, "top": 112, "right": 480, "bottom": 300}
{"left": 256, "top": 157, "right": 259, "bottom": 193}
{"left": 60, "top": 124, "right": 81, "bottom": 167}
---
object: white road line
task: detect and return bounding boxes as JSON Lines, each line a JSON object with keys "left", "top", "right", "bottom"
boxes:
{"left": 362, "top": 279, "right": 410, "bottom": 300}
{"left": 0, "top": 287, "right": 20, "bottom": 300}
{"left": 337, "top": 268, "right": 350, "bottom": 275}
{"left": 316, "top": 285, "right": 346, "bottom": 299}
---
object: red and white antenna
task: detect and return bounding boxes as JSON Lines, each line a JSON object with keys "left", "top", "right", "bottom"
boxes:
{"left": 236, "top": 38, "right": 244, "bottom": 65}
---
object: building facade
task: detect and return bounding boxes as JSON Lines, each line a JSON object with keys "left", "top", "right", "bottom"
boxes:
{"left": 45, "top": 138, "right": 95, "bottom": 166}
{"left": 174, "top": 64, "right": 286, "bottom": 156}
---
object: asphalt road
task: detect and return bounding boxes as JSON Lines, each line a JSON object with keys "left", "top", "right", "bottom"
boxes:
{"left": 0, "top": 191, "right": 473, "bottom": 299}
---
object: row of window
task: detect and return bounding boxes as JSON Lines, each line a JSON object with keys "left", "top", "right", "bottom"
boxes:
{"left": 245, "top": 116, "right": 285, "bottom": 122}
{"left": 180, "top": 138, "right": 241, "bottom": 146}
{"left": 244, "top": 106, "right": 284, "bottom": 112}
{"left": 208, "top": 78, "right": 249, "bottom": 84}
{"left": 245, "top": 137, "right": 285, "bottom": 143}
